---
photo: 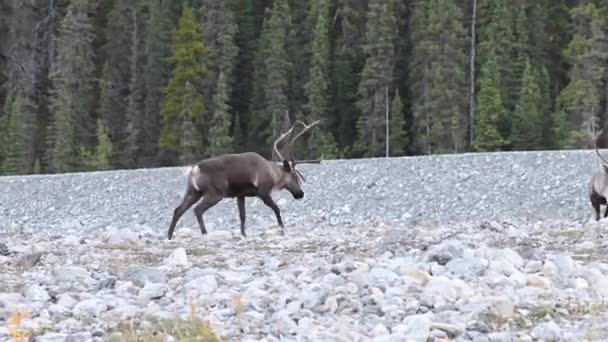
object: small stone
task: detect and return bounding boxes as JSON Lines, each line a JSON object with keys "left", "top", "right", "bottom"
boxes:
{"left": 0, "top": 243, "right": 9, "bottom": 256}
{"left": 427, "top": 240, "right": 465, "bottom": 265}
{"left": 486, "top": 295, "right": 514, "bottom": 318}
{"left": 16, "top": 252, "right": 43, "bottom": 270}
{"left": 370, "top": 267, "right": 398, "bottom": 284}
{"left": 24, "top": 285, "right": 50, "bottom": 302}
{"left": 55, "top": 266, "right": 90, "bottom": 284}
{"left": 446, "top": 257, "right": 488, "bottom": 276}
{"left": 275, "top": 310, "right": 297, "bottom": 335}
{"left": 542, "top": 260, "right": 559, "bottom": 279}
{"left": 120, "top": 266, "right": 167, "bottom": 287}
{"left": 553, "top": 255, "right": 575, "bottom": 278}
{"left": 138, "top": 283, "right": 169, "bottom": 305}
{"left": 371, "top": 323, "right": 389, "bottom": 337}
{"left": 163, "top": 247, "right": 188, "bottom": 268}
{"left": 107, "top": 227, "right": 139, "bottom": 243}
{"left": 496, "top": 248, "right": 524, "bottom": 269}
{"left": 527, "top": 274, "right": 552, "bottom": 290}
{"left": 97, "top": 277, "right": 117, "bottom": 290}
{"left": 102, "top": 305, "right": 141, "bottom": 322}
{"left": 73, "top": 298, "right": 108, "bottom": 318}
{"left": 430, "top": 322, "right": 464, "bottom": 338}
{"left": 574, "top": 277, "right": 589, "bottom": 289}
{"left": 397, "top": 314, "right": 432, "bottom": 342}
{"left": 531, "top": 321, "right": 562, "bottom": 341}
{"left": 57, "top": 294, "right": 78, "bottom": 309}
{"left": 404, "top": 264, "right": 430, "bottom": 285}
{"left": 184, "top": 275, "right": 218, "bottom": 295}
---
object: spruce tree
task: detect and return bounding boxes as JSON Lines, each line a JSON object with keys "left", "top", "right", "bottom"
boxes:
{"left": 304, "top": 0, "right": 337, "bottom": 159}
{"left": 389, "top": 89, "right": 407, "bottom": 156}
{"left": 159, "top": 3, "right": 207, "bottom": 164}
{"left": 207, "top": 72, "right": 234, "bottom": 156}
{"left": 354, "top": 0, "right": 398, "bottom": 157}
{"left": 2, "top": 95, "right": 27, "bottom": 174}
{"left": 248, "top": 9, "right": 273, "bottom": 155}
{"left": 474, "top": 48, "right": 506, "bottom": 152}
{"left": 264, "top": 0, "right": 294, "bottom": 154}
{"left": 230, "top": 0, "right": 258, "bottom": 151}
{"left": 143, "top": 0, "right": 172, "bottom": 166}
{"left": 47, "top": 0, "right": 96, "bottom": 173}
{"left": 553, "top": 2, "right": 606, "bottom": 148}
{"left": 330, "top": 0, "right": 367, "bottom": 154}
{"left": 81, "top": 119, "right": 112, "bottom": 171}
{"left": 410, "top": 0, "right": 468, "bottom": 154}
{"left": 511, "top": 59, "right": 543, "bottom": 150}
{"left": 199, "top": 0, "right": 238, "bottom": 89}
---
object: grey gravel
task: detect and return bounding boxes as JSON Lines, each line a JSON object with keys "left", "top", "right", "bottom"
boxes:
{"left": 1, "top": 151, "right": 608, "bottom": 340}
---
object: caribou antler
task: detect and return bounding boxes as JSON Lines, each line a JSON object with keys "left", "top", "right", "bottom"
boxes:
{"left": 273, "top": 125, "right": 295, "bottom": 161}
{"left": 287, "top": 120, "right": 323, "bottom": 165}
{"left": 593, "top": 129, "right": 608, "bottom": 167}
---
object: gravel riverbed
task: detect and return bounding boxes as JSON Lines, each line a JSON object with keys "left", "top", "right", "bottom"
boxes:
{"left": 1, "top": 149, "right": 608, "bottom": 341}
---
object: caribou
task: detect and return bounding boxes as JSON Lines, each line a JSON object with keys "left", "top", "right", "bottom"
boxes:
{"left": 589, "top": 129, "right": 608, "bottom": 221}
{"left": 167, "top": 119, "right": 322, "bottom": 240}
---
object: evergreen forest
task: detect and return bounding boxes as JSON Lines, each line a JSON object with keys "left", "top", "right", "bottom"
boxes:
{"left": 0, "top": 0, "right": 606, "bottom": 175}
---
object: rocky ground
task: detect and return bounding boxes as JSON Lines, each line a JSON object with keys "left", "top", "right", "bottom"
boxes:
{"left": 1, "top": 217, "right": 608, "bottom": 341}
{"left": 1, "top": 150, "right": 608, "bottom": 341}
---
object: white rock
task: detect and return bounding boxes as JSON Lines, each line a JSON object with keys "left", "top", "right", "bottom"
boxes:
{"left": 543, "top": 260, "right": 559, "bottom": 279}
{"left": 73, "top": 298, "right": 108, "bottom": 318}
{"left": 48, "top": 304, "right": 71, "bottom": 319}
{"left": 423, "top": 276, "right": 474, "bottom": 303}
{"left": 184, "top": 275, "right": 218, "bottom": 295}
{"left": 163, "top": 247, "right": 189, "bottom": 268}
{"left": 275, "top": 310, "right": 297, "bottom": 335}
{"left": 205, "top": 230, "right": 232, "bottom": 241}
{"left": 138, "top": 283, "right": 169, "bottom": 305}
{"left": 55, "top": 266, "right": 91, "bottom": 283}
{"left": 370, "top": 266, "right": 398, "bottom": 284}
{"left": 574, "top": 277, "right": 589, "bottom": 289}
{"left": 371, "top": 323, "right": 390, "bottom": 337}
{"left": 57, "top": 294, "right": 78, "bottom": 309}
{"left": 107, "top": 227, "right": 139, "bottom": 243}
{"left": 24, "top": 285, "right": 50, "bottom": 302}
{"left": 531, "top": 321, "right": 562, "bottom": 341}
{"left": 102, "top": 305, "right": 141, "bottom": 322}
{"left": 395, "top": 314, "right": 432, "bottom": 342}
{"left": 63, "top": 235, "right": 81, "bottom": 246}
{"left": 120, "top": 265, "right": 167, "bottom": 287}
{"left": 496, "top": 248, "right": 524, "bottom": 268}
{"left": 485, "top": 295, "right": 514, "bottom": 318}
{"left": 553, "top": 255, "right": 575, "bottom": 278}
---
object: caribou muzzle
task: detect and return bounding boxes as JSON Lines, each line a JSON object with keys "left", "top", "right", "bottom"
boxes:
{"left": 292, "top": 190, "right": 304, "bottom": 199}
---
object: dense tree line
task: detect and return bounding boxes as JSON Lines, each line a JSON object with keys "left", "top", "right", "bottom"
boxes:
{"left": 0, "top": 0, "right": 606, "bottom": 175}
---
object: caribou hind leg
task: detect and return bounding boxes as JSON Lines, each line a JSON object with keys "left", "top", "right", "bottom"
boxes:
{"left": 591, "top": 192, "right": 604, "bottom": 221}
{"left": 237, "top": 196, "right": 247, "bottom": 237}
{"left": 193, "top": 193, "right": 222, "bottom": 236}
{"left": 259, "top": 194, "right": 285, "bottom": 235}
{"left": 168, "top": 189, "right": 202, "bottom": 240}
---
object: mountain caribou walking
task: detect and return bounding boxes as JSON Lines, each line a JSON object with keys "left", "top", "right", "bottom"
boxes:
{"left": 167, "top": 120, "right": 322, "bottom": 240}
{"left": 589, "top": 129, "right": 608, "bottom": 221}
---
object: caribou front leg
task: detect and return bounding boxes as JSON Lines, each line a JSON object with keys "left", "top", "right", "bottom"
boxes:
{"left": 167, "top": 190, "right": 202, "bottom": 240}
{"left": 237, "top": 196, "right": 247, "bottom": 237}
{"left": 259, "top": 194, "right": 285, "bottom": 235}
{"left": 193, "top": 194, "right": 222, "bottom": 236}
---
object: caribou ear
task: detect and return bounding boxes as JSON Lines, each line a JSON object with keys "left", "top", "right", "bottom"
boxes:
{"left": 282, "top": 160, "right": 292, "bottom": 172}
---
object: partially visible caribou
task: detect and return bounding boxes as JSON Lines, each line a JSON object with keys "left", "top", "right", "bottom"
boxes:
{"left": 167, "top": 119, "right": 322, "bottom": 240}
{"left": 589, "top": 129, "right": 608, "bottom": 221}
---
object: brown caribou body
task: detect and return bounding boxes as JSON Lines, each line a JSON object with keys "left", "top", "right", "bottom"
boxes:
{"left": 167, "top": 120, "right": 322, "bottom": 240}
{"left": 589, "top": 129, "right": 608, "bottom": 221}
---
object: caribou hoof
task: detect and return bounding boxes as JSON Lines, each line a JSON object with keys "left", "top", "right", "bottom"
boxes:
{"left": 278, "top": 229, "right": 285, "bottom": 236}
